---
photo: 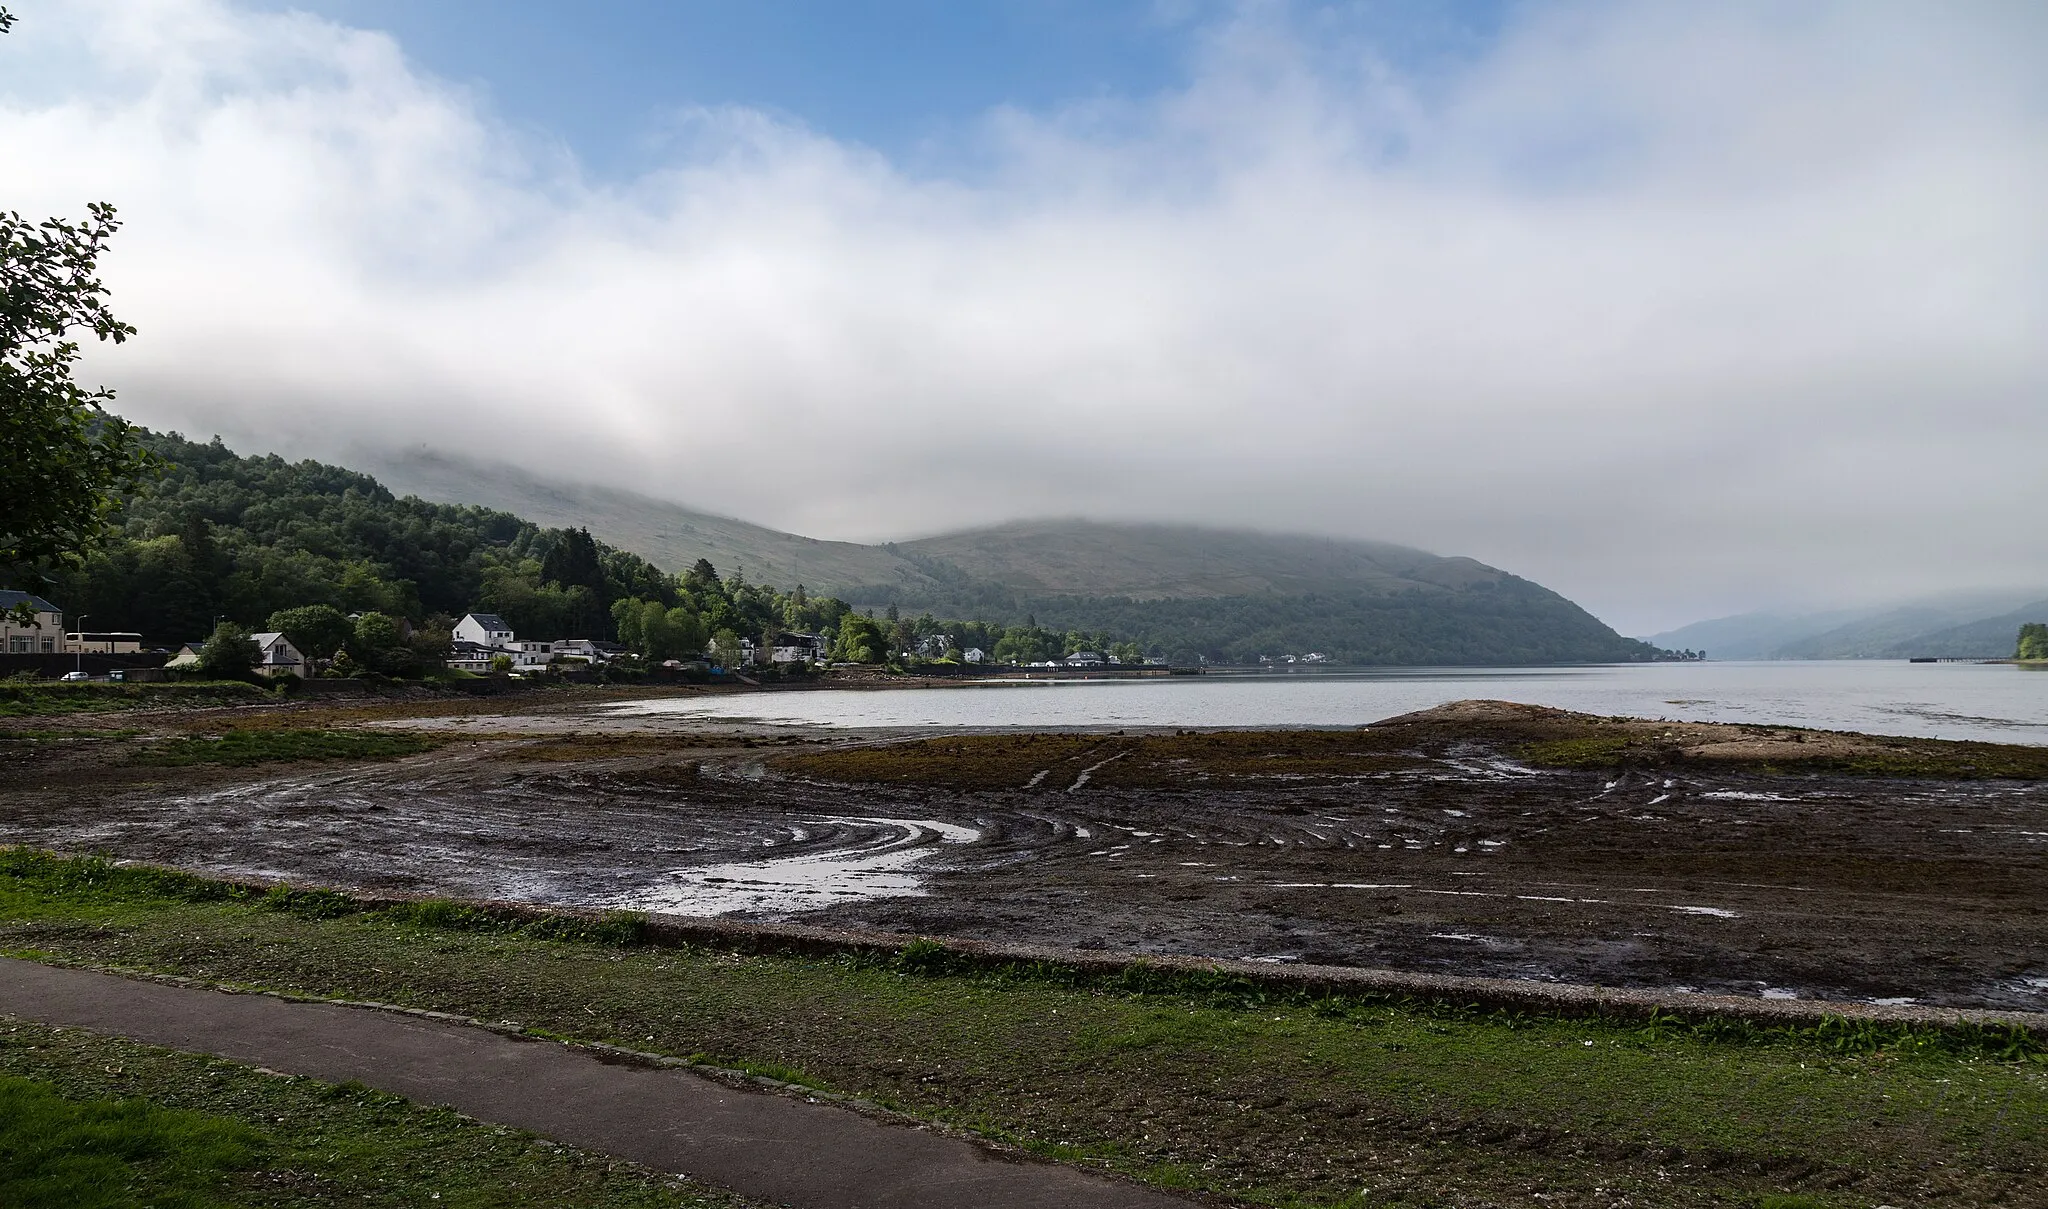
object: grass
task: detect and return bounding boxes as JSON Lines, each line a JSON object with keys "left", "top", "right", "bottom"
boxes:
{"left": 0, "top": 1021, "right": 764, "bottom": 1207}
{"left": 0, "top": 851, "right": 2042, "bottom": 1207}
{"left": 0, "top": 681, "right": 273, "bottom": 718}
{"left": 132, "top": 729, "right": 439, "bottom": 767}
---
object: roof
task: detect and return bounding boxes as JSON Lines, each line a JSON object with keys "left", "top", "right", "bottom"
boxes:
{"left": 251, "top": 632, "right": 294, "bottom": 649}
{"left": 462, "top": 613, "right": 512, "bottom": 631}
{"left": 0, "top": 589, "right": 61, "bottom": 614}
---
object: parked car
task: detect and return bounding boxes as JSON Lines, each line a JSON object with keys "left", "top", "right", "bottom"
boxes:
{"left": 58, "top": 670, "right": 91, "bottom": 682}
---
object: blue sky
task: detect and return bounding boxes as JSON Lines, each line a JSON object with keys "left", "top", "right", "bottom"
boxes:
{"left": 252, "top": 1, "right": 1511, "bottom": 176}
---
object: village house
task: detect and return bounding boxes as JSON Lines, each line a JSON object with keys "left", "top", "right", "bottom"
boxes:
{"left": 444, "top": 640, "right": 497, "bottom": 672}
{"left": 0, "top": 591, "right": 64, "bottom": 654}
{"left": 1064, "top": 650, "right": 1106, "bottom": 667}
{"left": 453, "top": 613, "right": 515, "bottom": 648}
{"left": 962, "top": 646, "right": 986, "bottom": 663}
{"left": 553, "top": 638, "right": 626, "bottom": 664}
{"left": 164, "top": 642, "right": 206, "bottom": 669}
{"left": 769, "top": 632, "right": 829, "bottom": 664}
{"left": 250, "top": 632, "right": 308, "bottom": 678}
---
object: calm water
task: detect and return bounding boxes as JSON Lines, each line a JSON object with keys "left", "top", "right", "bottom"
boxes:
{"left": 611, "top": 661, "right": 2048, "bottom": 744}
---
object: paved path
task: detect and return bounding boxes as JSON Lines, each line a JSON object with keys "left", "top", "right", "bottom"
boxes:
{"left": 0, "top": 958, "right": 1190, "bottom": 1209}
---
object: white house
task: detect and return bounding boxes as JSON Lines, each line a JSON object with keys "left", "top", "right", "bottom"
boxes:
{"left": 769, "top": 632, "right": 828, "bottom": 664}
{"left": 165, "top": 642, "right": 205, "bottom": 669}
{"left": 444, "top": 640, "right": 497, "bottom": 672}
{"left": 250, "top": 632, "right": 308, "bottom": 678}
{"left": 505, "top": 640, "right": 554, "bottom": 670}
{"left": 962, "top": 647, "right": 986, "bottom": 664}
{"left": 453, "top": 613, "right": 516, "bottom": 648}
{"left": 0, "top": 591, "right": 64, "bottom": 654}
{"left": 553, "top": 638, "right": 625, "bottom": 664}
{"left": 1064, "top": 650, "right": 1106, "bottom": 667}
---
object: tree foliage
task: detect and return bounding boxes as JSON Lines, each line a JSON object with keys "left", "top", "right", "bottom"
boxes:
{"left": 266, "top": 604, "right": 352, "bottom": 662}
{"left": 195, "top": 621, "right": 258, "bottom": 679}
{"left": 1, "top": 194, "right": 156, "bottom": 572}
{"left": 2019, "top": 623, "right": 2048, "bottom": 662}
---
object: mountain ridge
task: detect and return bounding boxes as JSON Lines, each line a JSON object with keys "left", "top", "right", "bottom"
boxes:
{"left": 355, "top": 448, "right": 1655, "bottom": 665}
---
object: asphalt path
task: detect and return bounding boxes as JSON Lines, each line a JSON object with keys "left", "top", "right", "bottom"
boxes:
{"left": 0, "top": 958, "right": 1191, "bottom": 1209}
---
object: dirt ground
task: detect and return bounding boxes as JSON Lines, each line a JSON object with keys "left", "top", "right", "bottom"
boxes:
{"left": 2, "top": 696, "right": 2043, "bottom": 1011}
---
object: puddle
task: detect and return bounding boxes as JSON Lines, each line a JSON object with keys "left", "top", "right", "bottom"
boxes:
{"left": 1670, "top": 905, "right": 1740, "bottom": 918}
{"left": 609, "top": 816, "right": 981, "bottom": 917}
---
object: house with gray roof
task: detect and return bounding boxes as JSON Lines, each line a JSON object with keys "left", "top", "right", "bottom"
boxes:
{"left": 0, "top": 590, "right": 64, "bottom": 655}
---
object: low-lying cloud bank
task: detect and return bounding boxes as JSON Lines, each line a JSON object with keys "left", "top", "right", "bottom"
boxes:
{"left": 3, "top": 0, "right": 2043, "bottom": 632}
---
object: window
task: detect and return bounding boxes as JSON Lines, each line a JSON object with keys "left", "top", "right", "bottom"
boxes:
{"left": 39, "top": 638, "right": 54, "bottom": 652}
{"left": 8, "top": 637, "right": 29, "bottom": 653}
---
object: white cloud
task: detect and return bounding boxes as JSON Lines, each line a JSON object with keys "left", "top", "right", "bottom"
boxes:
{"left": 3, "top": 0, "right": 2044, "bottom": 631}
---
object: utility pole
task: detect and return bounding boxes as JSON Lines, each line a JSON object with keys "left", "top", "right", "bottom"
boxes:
{"left": 75, "top": 615, "right": 87, "bottom": 675}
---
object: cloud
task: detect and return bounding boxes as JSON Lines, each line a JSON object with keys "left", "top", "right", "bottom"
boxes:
{"left": 3, "top": 0, "right": 2044, "bottom": 631}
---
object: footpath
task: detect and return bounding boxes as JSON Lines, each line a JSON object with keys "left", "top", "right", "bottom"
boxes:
{"left": 0, "top": 957, "right": 1191, "bottom": 1209}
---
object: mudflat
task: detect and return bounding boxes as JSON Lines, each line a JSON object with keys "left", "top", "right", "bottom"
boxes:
{"left": 3, "top": 693, "right": 2043, "bottom": 1010}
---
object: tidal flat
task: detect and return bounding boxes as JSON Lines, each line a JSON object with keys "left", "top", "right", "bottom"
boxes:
{"left": 1, "top": 693, "right": 2044, "bottom": 1010}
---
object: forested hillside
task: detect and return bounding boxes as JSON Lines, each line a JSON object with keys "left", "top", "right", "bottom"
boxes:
{"left": 28, "top": 432, "right": 683, "bottom": 645}
{"left": 17, "top": 432, "right": 1657, "bottom": 665}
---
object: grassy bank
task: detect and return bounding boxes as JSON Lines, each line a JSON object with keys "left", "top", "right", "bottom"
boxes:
{"left": 1, "top": 853, "right": 2043, "bottom": 1207}
{"left": 0, "top": 680, "right": 274, "bottom": 718}
{"left": 0, "top": 1020, "right": 761, "bottom": 1208}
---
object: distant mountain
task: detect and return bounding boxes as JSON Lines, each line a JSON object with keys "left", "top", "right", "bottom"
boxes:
{"left": 1842, "top": 599, "right": 2048, "bottom": 659}
{"left": 1643, "top": 610, "right": 1874, "bottom": 661}
{"left": 357, "top": 452, "right": 1655, "bottom": 666}
{"left": 1651, "top": 590, "right": 2048, "bottom": 661}
{"left": 1771, "top": 591, "right": 2047, "bottom": 660}
{"left": 362, "top": 450, "right": 938, "bottom": 596}
{"left": 891, "top": 520, "right": 1502, "bottom": 600}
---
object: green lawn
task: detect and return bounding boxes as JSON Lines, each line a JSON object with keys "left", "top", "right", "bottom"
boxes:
{"left": 1, "top": 851, "right": 2042, "bottom": 1208}
{"left": 0, "top": 1022, "right": 760, "bottom": 1208}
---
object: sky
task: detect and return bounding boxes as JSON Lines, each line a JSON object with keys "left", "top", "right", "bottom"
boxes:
{"left": 2, "top": 0, "right": 2044, "bottom": 635}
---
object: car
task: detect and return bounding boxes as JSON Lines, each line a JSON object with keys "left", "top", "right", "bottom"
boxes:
{"left": 58, "top": 670, "right": 91, "bottom": 682}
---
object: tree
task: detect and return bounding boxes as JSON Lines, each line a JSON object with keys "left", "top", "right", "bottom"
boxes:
{"left": 2019, "top": 623, "right": 2048, "bottom": 662}
{"left": 0, "top": 14, "right": 155, "bottom": 575}
{"left": 195, "top": 621, "right": 258, "bottom": 679}
{"left": 267, "top": 604, "right": 352, "bottom": 662}
{"left": 833, "top": 614, "right": 889, "bottom": 664}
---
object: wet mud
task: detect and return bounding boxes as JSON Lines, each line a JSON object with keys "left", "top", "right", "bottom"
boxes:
{"left": 2, "top": 701, "right": 2043, "bottom": 1011}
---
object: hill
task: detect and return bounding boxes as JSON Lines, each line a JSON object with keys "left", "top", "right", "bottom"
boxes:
{"left": 1649, "top": 590, "right": 2048, "bottom": 661}
{"left": 361, "top": 450, "right": 938, "bottom": 597}
{"left": 888, "top": 520, "right": 1501, "bottom": 600}
{"left": 359, "top": 458, "right": 1654, "bottom": 666}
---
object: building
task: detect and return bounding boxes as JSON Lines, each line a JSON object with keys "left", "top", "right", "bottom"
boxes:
{"left": 453, "top": 613, "right": 516, "bottom": 648}
{"left": 250, "top": 632, "right": 308, "bottom": 678}
{"left": 165, "top": 642, "right": 205, "bottom": 669}
{"left": 444, "top": 640, "right": 497, "bottom": 672}
{"left": 65, "top": 631, "right": 144, "bottom": 655}
{"left": 962, "top": 647, "right": 986, "bottom": 664}
{"left": 1064, "top": 650, "right": 1106, "bottom": 667}
{"left": 0, "top": 590, "right": 64, "bottom": 654}
{"left": 553, "top": 638, "right": 626, "bottom": 664}
{"left": 504, "top": 640, "right": 554, "bottom": 670}
{"left": 769, "top": 633, "right": 828, "bottom": 664}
